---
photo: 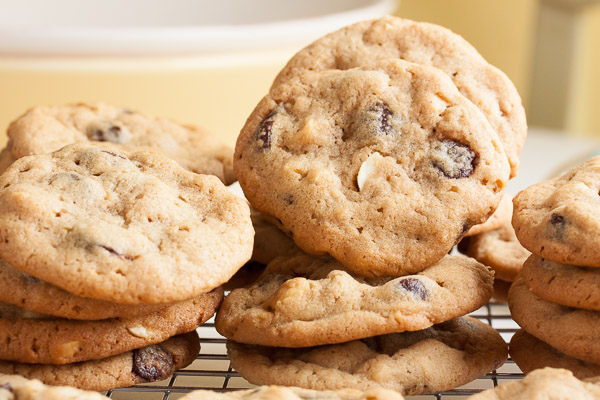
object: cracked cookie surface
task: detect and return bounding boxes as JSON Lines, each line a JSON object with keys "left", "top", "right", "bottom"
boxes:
{"left": 0, "top": 332, "right": 199, "bottom": 391}
{"left": 216, "top": 254, "right": 493, "bottom": 347}
{"left": 512, "top": 156, "right": 600, "bottom": 266}
{"left": 6, "top": 103, "right": 235, "bottom": 184}
{"left": 273, "top": 16, "right": 526, "bottom": 178}
{"left": 0, "top": 144, "right": 252, "bottom": 304}
{"left": 227, "top": 317, "right": 507, "bottom": 395}
{"left": 0, "top": 288, "right": 220, "bottom": 364}
{"left": 235, "top": 59, "right": 509, "bottom": 277}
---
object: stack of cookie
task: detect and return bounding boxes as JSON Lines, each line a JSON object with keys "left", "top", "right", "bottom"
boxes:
{"left": 509, "top": 156, "right": 600, "bottom": 379}
{"left": 0, "top": 106, "right": 254, "bottom": 390}
{"left": 458, "top": 195, "right": 531, "bottom": 302}
{"left": 216, "top": 16, "right": 529, "bottom": 395}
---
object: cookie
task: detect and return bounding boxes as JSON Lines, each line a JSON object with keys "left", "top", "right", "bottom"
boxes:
{"left": 512, "top": 156, "right": 600, "bottom": 266}
{"left": 468, "top": 367, "right": 600, "bottom": 399}
{"left": 0, "top": 258, "right": 171, "bottom": 320}
{"left": 0, "top": 331, "right": 199, "bottom": 391}
{"left": 0, "top": 144, "right": 252, "bottom": 304}
{"left": 273, "top": 16, "right": 526, "bottom": 178}
{"left": 0, "top": 374, "right": 108, "bottom": 400}
{"left": 0, "top": 288, "right": 221, "bottom": 364}
{"left": 521, "top": 254, "right": 600, "bottom": 311}
{"left": 235, "top": 59, "right": 509, "bottom": 277}
{"left": 508, "top": 276, "right": 600, "bottom": 364}
{"left": 458, "top": 221, "right": 530, "bottom": 282}
{"left": 227, "top": 316, "right": 507, "bottom": 395}
{"left": 180, "top": 386, "right": 405, "bottom": 400}
{"left": 465, "top": 194, "right": 512, "bottom": 237}
{"left": 510, "top": 329, "right": 600, "bottom": 380}
{"left": 216, "top": 255, "right": 493, "bottom": 347}
{"left": 251, "top": 209, "right": 302, "bottom": 265}
{"left": 7, "top": 103, "right": 235, "bottom": 184}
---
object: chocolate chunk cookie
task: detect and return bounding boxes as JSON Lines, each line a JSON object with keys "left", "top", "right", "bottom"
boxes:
{"left": 458, "top": 221, "right": 530, "bottom": 282}
{"left": 180, "top": 386, "right": 405, "bottom": 400}
{"left": 0, "top": 144, "right": 252, "bottom": 304}
{"left": 273, "top": 16, "right": 526, "bottom": 178}
{"left": 0, "top": 332, "right": 199, "bottom": 391}
{"left": 227, "top": 317, "right": 507, "bottom": 395}
{"left": 0, "top": 288, "right": 220, "bottom": 364}
{"left": 235, "top": 59, "right": 509, "bottom": 277}
{"left": 509, "top": 276, "right": 600, "bottom": 364}
{"left": 0, "top": 258, "right": 170, "bottom": 320}
{"left": 7, "top": 103, "right": 235, "bottom": 184}
{"left": 521, "top": 254, "right": 600, "bottom": 311}
{"left": 216, "top": 255, "right": 493, "bottom": 347}
{"left": 469, "top": 367, "right": 600, "bottom": 399}
{"left": 510, "top": 329, "right": 600, "bottom": 380}
{"left": 512, "top": 156, "right": 600, "bottom": 266}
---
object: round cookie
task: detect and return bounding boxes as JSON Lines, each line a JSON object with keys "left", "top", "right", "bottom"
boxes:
{"left": 0, "top": 144, "right": 252, "bottom": 304}
{"left": 227, "top": 316, "right": 507, "bottom": 395}
{"left": 7, "top": 103, "right": 236, "bottom": 184}
{"left": 0, "top": 288, "right": 221, "bottom": 364}
{"left": 0, "top": 331, "right": 199, "bottom": 391}
{"left": 180, "top": 386, "right": 405, "bottom": 400}
{"left": 512, "top": 156, "right": 600, "bottom": 266}
{"left": 509, "top": 276, "right": 600, "bottom": 364}
{"left": 273, "top": 16, "right": 526, "bottom": 178}
{"left": 522, "top": 254, "right": 600, "bottom": 311}
{"left": 0, "top": 374, "right": 108, "bottom": 400}
{"left": 235, "top": 59, "right": 509, "bottom": 277}
{"left": 510, "top": 329, "right": 600, "bottom": 380}
{"left": 0, "top": 258, "right": 171, "bottom": 320}
{"left": 216, "top": 254, "right": 493, "bottom": 347}
{"left": 465, "top": 194, "right": 513, "bottom": 237}
{"left": 458, "top": 221, "right": 530, "bottom": 282}
{"left": 468, "top": 367, "right": 600, "bottom": 399}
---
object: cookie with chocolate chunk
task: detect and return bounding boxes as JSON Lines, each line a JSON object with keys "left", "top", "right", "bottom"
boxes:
{"left": 180, "top": 386, "right": 405, "bottom": 400}
{"left": 509, "top": 329, "right": 600, "bottom": 380}
{"left": 235, "top": 59, "right": 509, "bottom": 277}
{"left": 227, "top": 317, "right": 507, "bottom": 395}
{"left": 0, "top": 144, "right": 252, "bottom": 304}
{"left": 274, "top": 16, "right": 526, "bottom": 178}
{"left": 521, "top": 254, "right": 600, "bottom": 311}
{"left": 513, "top": 156, "right": 600, "bottom": 266}
{"left": 0, "top": 331, "right": 199, "bottom": 391}
{"left": 216, "top": 254, "right": 493, "bottom": 347}
{"left": 509, "top": 276, "right": 600, "bottom": 364}
{"left": 6, "top": 103, "right": 235, "bottom": 184}
{"left": 0, "top": 288, "right": 220, "bottom": 364}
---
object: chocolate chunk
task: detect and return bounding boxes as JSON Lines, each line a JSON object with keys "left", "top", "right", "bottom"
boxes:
{"left": 550, "top": 213, "right": 565, "bottom": 227}
{"left": 370, "top": 103, "right": 393, "bottom": 134}
{"left": 256, "top": 110, "right": 276, "bottom": 150}
{"left": 398, "top": 278, "right": 428, "bottom": 300}
{"left": 86, "top": 120, "right": 130, "bottom": 144}
{"left": 96, "top": 245, "right": 134, "bottom": 261}
{"left": 432, "top": 139, "right": 477, "bottom": 179}
{"left": 132, "top": 344, "right": 174, "bottom": 382}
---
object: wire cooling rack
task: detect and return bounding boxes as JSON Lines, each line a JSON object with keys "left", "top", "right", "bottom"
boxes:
{"left": 105, "top": 302, "right": 523, "bottom": 400}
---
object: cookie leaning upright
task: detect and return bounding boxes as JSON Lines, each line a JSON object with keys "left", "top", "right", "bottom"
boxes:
{"left": 0, "top": 144, "right": 253, "bottom": 304}
{"left": 235, "top": 59, "right": 510, "bottom": 276}
{"left": 273, "top": 16, "right": 527, "bottom": 178}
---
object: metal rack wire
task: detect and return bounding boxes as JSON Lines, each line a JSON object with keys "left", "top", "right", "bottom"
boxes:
{"left": 105, "top": 302, "right": 524, "bottom": 400}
